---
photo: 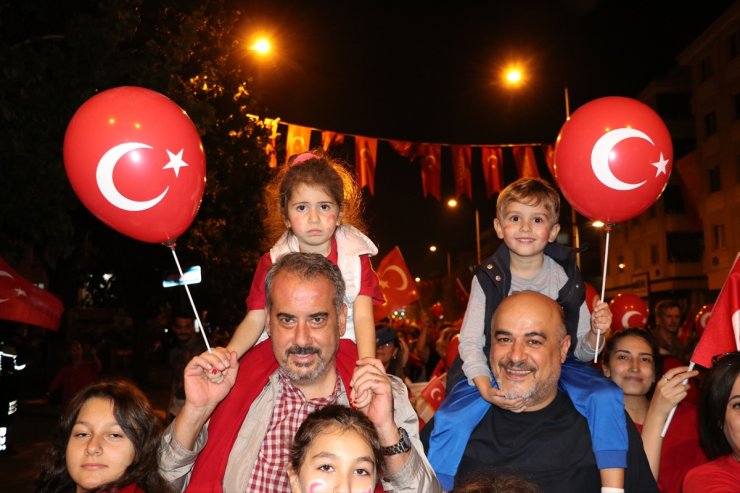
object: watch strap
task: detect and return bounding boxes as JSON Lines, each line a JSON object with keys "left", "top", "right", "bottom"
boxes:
{"left": 381, "top": 427, "right": 411, "bottom": 456}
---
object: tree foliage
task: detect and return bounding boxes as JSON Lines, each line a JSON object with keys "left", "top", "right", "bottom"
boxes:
{"left": 0, "top": 0, "right": 271, "bottom": 328}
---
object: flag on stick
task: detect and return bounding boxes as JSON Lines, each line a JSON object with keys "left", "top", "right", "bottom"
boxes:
{"left": 690, "top": 253, "right": 740, "bottom": 368}
{"left": 0, "top": 256, "right": 63, "bottom": 330}
{"left": 373, "top": 247, "right": 419, "bottom": 321}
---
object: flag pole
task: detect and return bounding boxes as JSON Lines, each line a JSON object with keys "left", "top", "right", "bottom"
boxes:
{"left": 661, "top": 362, "right": 694, "bottom": 437}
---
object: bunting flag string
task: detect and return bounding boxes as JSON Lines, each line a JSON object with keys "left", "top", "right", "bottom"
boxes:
{"left": 247, "top": 114, "right": 552, "bottom": 198}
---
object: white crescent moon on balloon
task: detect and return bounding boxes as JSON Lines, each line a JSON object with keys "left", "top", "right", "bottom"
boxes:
{"left": 591, "top": 128, "right": 653, "bottom": 191}
{"left": 622, "top": 310, "right": 641, "bottom": 328}
{"left": 96, "top": 142, "right": 169, "bottom": 211}
{"left": 382, "top": 265, "right": 409, "bottom": 291}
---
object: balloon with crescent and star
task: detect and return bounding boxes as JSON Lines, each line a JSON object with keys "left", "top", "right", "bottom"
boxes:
{"left": 609, "top": 292, "right": 649, "bottom": 332}
{"left": 63, "top": 86, "right": 206, "bottom": 243}
{"left": 553, "top": 96, "right": 673, "bottom": 223}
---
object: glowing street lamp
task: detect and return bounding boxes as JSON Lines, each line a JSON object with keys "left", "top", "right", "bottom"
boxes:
{"left": 248, "top": 37, "right": 271, "bottom": 56}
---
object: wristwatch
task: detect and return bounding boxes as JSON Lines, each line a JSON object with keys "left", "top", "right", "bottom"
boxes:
{"left": 381, "top": 427, "right": 411, "bottom": 456}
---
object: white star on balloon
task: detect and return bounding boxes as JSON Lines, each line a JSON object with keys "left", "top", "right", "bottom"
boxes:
{"left": 14, "top": 288, "right": 26, "bottom": 296}
{"left": 651, "top": 152, "right": 669, "bottom": 177}
{"left": 163, "top": 149, "right": 189, "bottom": 177}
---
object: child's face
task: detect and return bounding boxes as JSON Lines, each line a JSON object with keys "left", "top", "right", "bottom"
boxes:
{"left": 494, "top": 200, "right": 559, "bottom": 260}
{"left": 284, "top": 183, "right": 342, "bottom": 255}
{"left": 66, "top": 397, "right": 135, "bottom": 492}
{"left": 289, "top": 426, "right": 377, "bottom": 493}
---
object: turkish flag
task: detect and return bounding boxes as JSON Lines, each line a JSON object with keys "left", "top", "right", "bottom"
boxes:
{"left": 388, "top": 140, "right": 419, "bottom": 160}
{"left": 373, "top": 247, "right": 420, "bottom": 321}
{"left": 690, "top": 253, "right": 740, "bottom": 368}
{"left": 481, "top": 147, "right": 503, "bottom": 197}
{"left": 418, "top": 144, "right": 441, "bottom": 200}
{"left": 512, "top": 145, "right": 540, "bottom": 179}
{"left": 415, "top": 373, "right": 447, "bottom": 425}
{"left": 285, "top": 124, "right": 312, "bottom": 162}
{"left": 455, "top": 277, "right": 470, "bottom": 308}
{"left": 0, "top": 256, "right": 63, "bottom": 330}
{"left": 451, "top": 145, "right": 472, "bottom": 199}
{"left": 354, "top": 136, "right": 378, "bottom": 195}
{"left": 321, "top": 131, "right": 345, "bottom": 151}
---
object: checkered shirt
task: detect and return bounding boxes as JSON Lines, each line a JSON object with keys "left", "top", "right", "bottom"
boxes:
{"left": 246, "top": 369, "right": 341, "bottom": 492}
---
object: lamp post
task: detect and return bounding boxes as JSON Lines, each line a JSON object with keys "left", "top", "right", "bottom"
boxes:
{"left": 447, "top": 199, "right": 481, "bottom": 265}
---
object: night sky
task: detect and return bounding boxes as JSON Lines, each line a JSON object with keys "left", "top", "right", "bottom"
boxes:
{"left": 239, "top": 0, "right": 735, "bottom": 279}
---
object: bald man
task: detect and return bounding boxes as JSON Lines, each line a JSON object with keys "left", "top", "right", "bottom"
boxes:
{"left": 423, "top": 291, "right": 658, "bottom": 493}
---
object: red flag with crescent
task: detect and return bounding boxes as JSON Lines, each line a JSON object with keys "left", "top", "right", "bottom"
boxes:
{"left": 285, "top": 124, "right": 312, "bottom": 162}
{"left": 419, "top": 144, "right": 441, "bottom": 200}
{"left": 354, "top": 136, "right": 378, "bottom": 195}
{"left": 451, "top": 145, "right": 472, "bottom": 199}
{"left": 481, "top": 147, "right": 503, "bottom": 197}
{"left": 512, "top": 145, "right": 540, "bottom": 179}
{"left": 415, "top": 372, "right": 447, "bottom": 425}
{"left": 373, "top": 247, "right": 419, "bottom": 321}
{"left": 0, "top": 256, "right": 63, "bottom": 330}
{"left": 321, "top": 131, "right": 345, "bottom": 151}
{"left": 690, "top": 253, "right": 740, "bottom": 368}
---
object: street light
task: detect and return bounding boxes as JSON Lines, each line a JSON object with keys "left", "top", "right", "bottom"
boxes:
{"left": 447, "top": 198, "right": 481, "bottom": 265}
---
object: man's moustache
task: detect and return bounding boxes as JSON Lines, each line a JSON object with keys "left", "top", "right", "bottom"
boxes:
{"left": 287, "top": 345, "right": 320, "bottom": 356}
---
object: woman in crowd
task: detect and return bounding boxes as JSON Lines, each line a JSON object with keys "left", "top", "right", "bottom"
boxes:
{"left": 288, "top": 404, "right": 385, "bottom": 493}
{"left": 375, "top": 325, "right": 409, "bottom": 383}
{"left": 602, "top": 328, "right": 704, "bottom": 493}
{"left": 683, "top": 351, "right": 740, "bottom": 492}
{"left": 37, "top": 379, "right": 171, "bottom": 493}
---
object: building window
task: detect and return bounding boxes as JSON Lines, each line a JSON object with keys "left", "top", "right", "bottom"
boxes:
{"left": 700, "top": 56, "right": 713, "bottom": 82}
{"left": 708, "top": 165, "right": 722, "bottom": 193}
{"left": 666, "top": 232, "right": 703, "bottom": 262}
{"left": 730, "top": 29, "right": 740, "bottom": 59}
{"left": 712, "top": 224, "right": 726, "bottom": 249}
{"left": 704, "top": 111, "right": 717, "bottom": 137}
{"left": 650, "top": 244, "right": 659, "bottom": 265}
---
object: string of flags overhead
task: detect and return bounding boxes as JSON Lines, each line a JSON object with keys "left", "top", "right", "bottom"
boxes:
{"left": 248, "top": 115, "right": 556, "bottom": 200}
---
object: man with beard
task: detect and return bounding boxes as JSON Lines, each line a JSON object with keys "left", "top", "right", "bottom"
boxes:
{"left": 159, "top": 252, "right": 440, "bottom": 493}
{"left": 422, "top": 291, "right": 658, "bottom": 493}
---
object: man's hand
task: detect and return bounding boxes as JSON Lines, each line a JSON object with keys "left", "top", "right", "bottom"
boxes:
{"left": 350, "top": 358, "right": 396, "bottom": 437}
{"left": 183, "top": 348, "right": 238, "bottom": 413}
{"left": 474, "top": 376, "right": 527, "bottom": 412}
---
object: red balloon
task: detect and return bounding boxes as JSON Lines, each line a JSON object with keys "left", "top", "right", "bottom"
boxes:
{"left": 64, "top": 86, "right": 206, "bottom": 243}
{"left": 554, "top": 97, "right": 673, "bottom": 223}
{"left": 609, "top": 292, "right": 648, "bottom": 332}
{"left": 585, "top": 282, "right": 599, "bottom": 313}
{"left": 694, "top": 303, "right": 714, "bottom": 336}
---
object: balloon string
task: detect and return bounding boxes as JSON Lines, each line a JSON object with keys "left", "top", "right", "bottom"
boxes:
{"left": 595, "top": 225, "right": 612, "bottom": 364}
{"left": 661, "top": 361, "right": 694, "bottom": 437}
{"left": 169, "top": 247, "right": 212, "bottom": 353}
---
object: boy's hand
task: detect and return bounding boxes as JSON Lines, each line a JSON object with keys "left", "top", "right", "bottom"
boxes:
{"left": 475, "top": 378, "right": 526, "bottom": 412}
{"left": 590, "top": 298, "right": 613, "bottom": 337}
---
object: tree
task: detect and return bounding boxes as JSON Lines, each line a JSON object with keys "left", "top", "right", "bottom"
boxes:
{"left": 0, "top": 0, "right": 272, "bottom": 372}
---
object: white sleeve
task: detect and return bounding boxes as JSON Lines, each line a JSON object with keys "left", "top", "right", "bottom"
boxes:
{"left": 458, "top": 277, "right": 491, "bottom": 383}
{"left": 573, "top": 301, "right": 603, "bottom": 361}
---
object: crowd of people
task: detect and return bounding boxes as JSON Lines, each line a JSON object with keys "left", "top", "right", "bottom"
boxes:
{"left": 30, "top": 152, "right": 740, "bottom": 493}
